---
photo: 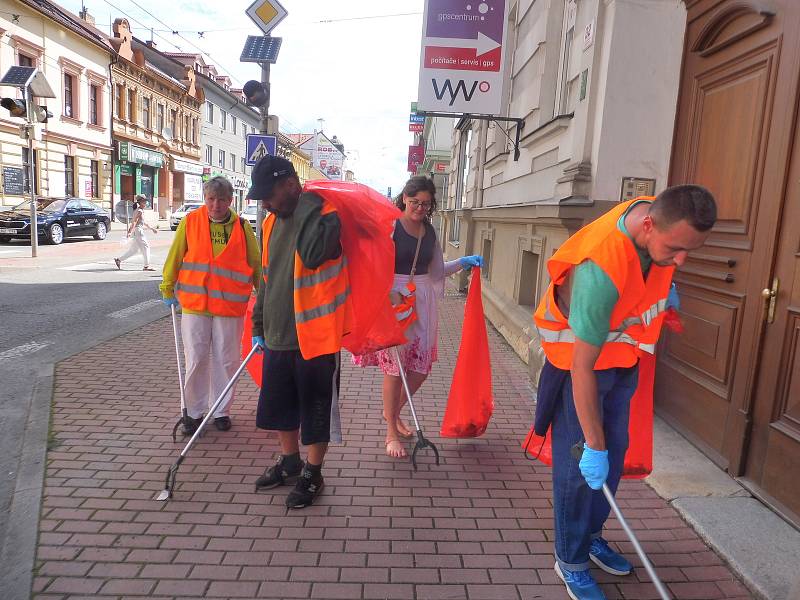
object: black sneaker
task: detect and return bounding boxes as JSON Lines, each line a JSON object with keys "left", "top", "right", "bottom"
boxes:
{"left": 285, "top": 467, "right": 324, "bottom": 509}
{"left": 182, "top": 416, "right": 203, "bottom": 436}
{"left": 214, "top": 416, "right": 232, "bottom": 431}
{"left": 255, "top": 455, "right": 304, "bottom": 491}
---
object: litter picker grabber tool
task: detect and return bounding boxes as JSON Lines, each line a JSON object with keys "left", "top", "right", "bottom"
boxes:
{"left": 571, "top": 443, "right": 671, "bottom": 600}
{"left": 155, "top": 345, "right": 260, "bottom": 501}
{"left": 392, "top": 346, "right": 440, "bottom": 470}
{"left": 168, "top": 304, "right": 189, "bottom": 443}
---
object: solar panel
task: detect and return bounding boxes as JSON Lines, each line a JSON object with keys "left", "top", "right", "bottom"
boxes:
{"left": 240, "top": 36, "right": 282, "bottom": 64}
{"left": 0, "top": 66, "right": 36, "bottom": 88}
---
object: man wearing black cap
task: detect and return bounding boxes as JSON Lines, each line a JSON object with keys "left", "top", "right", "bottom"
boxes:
{"left": 248, "top": 155, "right": 350, "bottom": 509}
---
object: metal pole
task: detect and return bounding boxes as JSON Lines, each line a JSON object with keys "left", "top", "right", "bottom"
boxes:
{"left": 23, "top": 89, "right": 38, "bottom": 258}
{"left": 255, "top": 61, "right": 271, "bottom": 247}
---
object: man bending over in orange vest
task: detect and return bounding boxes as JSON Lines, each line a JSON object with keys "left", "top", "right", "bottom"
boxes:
{"left": 160, "top": 176, "right": 261, "bottom": 434}
{"left": 533, "top": 185, "right": 716, "bottom": 600}
{"left": 248, "top": 155, "right": 351, "bottom": 509}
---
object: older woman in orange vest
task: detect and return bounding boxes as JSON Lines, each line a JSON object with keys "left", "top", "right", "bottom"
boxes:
{"left": 248, "top": 155, "right": 350, "bottom": 510}
{"left": 533, "top": 185, "right": 716, "bottom": 600}
{"left": 160, "top": 176, "right": 261, "bottom": 435}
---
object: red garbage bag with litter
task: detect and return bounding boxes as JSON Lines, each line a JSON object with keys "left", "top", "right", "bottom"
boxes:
{"left": 441, "top": 268, "right": 494, "bottom": 438}
{"left": 242, "top": 180, "right": 406, "bottom": 386}
{"left": 521, "top": 307, "right": 683, "bottom": 478}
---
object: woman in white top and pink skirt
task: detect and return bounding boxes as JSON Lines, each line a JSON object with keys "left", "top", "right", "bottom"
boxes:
{"left": 352, "top": 176, "right": 483, "bottom": 458}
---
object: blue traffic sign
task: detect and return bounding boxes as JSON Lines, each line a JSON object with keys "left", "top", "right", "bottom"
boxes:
{"left": 245, "top": 133, "right": 277, "bottom": 166}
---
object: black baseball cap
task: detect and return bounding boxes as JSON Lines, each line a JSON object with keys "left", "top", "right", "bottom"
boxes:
{"left": 247, "top": 155, "right": 297, "bottom": 200}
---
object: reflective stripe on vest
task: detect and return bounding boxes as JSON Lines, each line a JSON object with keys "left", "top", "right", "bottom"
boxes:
{"left": 640, "top": 298, "right": 667, "bottom": 326}
{"left": 295, "top": 256, "right": 348, "bottom": 289}
{"left": 180, "top": 261, "right": 210, "bottom": 273}
{"left": 295, "top": 288, "right": 350, "bottom": 324}
{"left": 536, "top": 325, "right": 638, "bottom": 346}
{"left": 175, "top": 282, "right": 250, "bottom": 304}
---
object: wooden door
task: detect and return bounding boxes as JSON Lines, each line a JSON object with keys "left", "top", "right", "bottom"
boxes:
{"left": 741, "top": 118, "right": 800, "bottom": 523}
{"left": 656, "top": 0, "right": 800, "bottom": 474}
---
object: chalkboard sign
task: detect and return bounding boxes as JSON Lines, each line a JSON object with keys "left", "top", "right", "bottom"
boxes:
{"left": 2, "top": 166, "right": 24, "bottom": 195}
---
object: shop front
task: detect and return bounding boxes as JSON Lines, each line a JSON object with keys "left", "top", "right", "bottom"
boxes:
{"left": 171, "top": 156, "right": 205, "bottom": 215}
{"left": 114, "top": 141, "right": 164, "bottom": 213}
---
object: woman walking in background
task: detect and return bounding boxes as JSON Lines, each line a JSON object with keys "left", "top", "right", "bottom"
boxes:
{"left": 115, "top": 195, "right": 158, "bottom": 271}
{"left": 353, "top": 176, "right": 483, "bottom": 458}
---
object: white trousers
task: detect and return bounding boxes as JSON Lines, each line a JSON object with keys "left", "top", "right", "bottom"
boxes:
{"left": 181, "top": 313, "right": 245, "bottom": 419}
{"left": 119, "top": 230, "right": 151, "bottom": 267}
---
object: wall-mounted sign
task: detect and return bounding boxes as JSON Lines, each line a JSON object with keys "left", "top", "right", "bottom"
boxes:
{"left": 434, "top": 162, "right": 447, "bottom": 172}
{"left": 417, "top": 0, "right": 509, "bottom": 114}
{"left": 173, "top": 157, "right": 204, "bottom": 175}
{"left": 2, "top": 166, "right": 24, "bottom": 195}
{"left": 184, "top": 174, "right": 203, "bottom": 202}
{"left": 408, "top": 144, "right": 424, "bottom": 173}
{"left": 118, "top": 142, "right": 163, "bottom": 168}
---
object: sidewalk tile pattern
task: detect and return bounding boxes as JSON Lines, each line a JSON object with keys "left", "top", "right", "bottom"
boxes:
{"left": 33, "top": 288, "right": 753, "bottom": 599}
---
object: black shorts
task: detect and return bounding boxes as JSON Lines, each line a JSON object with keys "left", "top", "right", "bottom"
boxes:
{"left": 256, "top": 349, "right": 340, "bottom": 445}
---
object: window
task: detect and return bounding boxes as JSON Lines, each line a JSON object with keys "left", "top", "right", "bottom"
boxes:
{"left": 89, "top": 84, "right": 99, "bottom": 125}
{"left": 192, "top": 118, "right": 198, "bottom": 144}
{"left": 241, "top": 157, "right": 246, "bottom": 173}
{"left": 113, "top": 84, "right": 121, "bottom": 118}
{"left": 243, "top": 126, "right": 248, "bottom": 141}
{"left": 64, "top": 155, "right": 75, "bottom": 197}
{"left": 18, "top": 54, "right": 33, "bottom": 67}
{"left": 231, "top": 116, "right": 237, "bottom": 135}
{"left": 184, "top": 115, "right": 190, "bottom": 141}
{"left": 22, "top": 148, "right": 38, "bottom": 194}
{"left": 141, "top": 97, "right": 150, "bottom": 128}
{"left": 220, "top": 110, "right": 227, "bottom": 130}
{"left": 206, "top": 101, "right": 214, "bottom": 124}
{"left": 555, "top": 0, "right": 576, "bottom": 116}
{"left": 517, "top": 250, "right": 541, "bottom": 309}
{"left": 157, "top": 104, "right": 164, "bottom": 134}
{"left": 451, "top": 126, "right": 472, "bottom": 242}
{"left": 230, "top": 153, "right": 236, "bottom": 171}
{"left": 218, "top": 149, "right": 225, "bottom": 167}
{"left": 63, "top": 73, "right": 75, "bottom": 118}
{"left": 205, "top": 145, "right": 213, "bottom": 164}
{"left": 171, "top": 109, "right": 177, "bottom": 138}
{"left": 127, "top": 88, "right": 135, "bottom": 122}
{"left": 90, "top": 160, "right": 99, "bottom": 198}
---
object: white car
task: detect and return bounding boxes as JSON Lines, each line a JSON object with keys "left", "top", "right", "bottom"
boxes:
{"left": 241, "top": 204, "right": 259, "bottom": 228}
{"left": 170, "top": 203, "right": 203, "bottom": 230}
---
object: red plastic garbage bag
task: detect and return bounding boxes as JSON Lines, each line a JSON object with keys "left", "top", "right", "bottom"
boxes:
{"left": 304, "top": 180, "right": 407, "bottom": 356}
{"left": 521, "top": 308, "right": 683, "bottom": 478}
{"left": 242, "top": 181, "right": 406, "bottom": 387}
{"left": 441, "top": 268, "right": 494, "bottom": 438}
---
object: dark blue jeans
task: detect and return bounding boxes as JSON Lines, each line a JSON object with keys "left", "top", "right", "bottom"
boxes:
{"left": 551, "top": 365, "right": 639, "bottom": 571}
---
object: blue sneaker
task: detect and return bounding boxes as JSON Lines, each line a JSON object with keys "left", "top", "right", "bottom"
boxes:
{"left": 589, "top": 537, "right": 633, "bottom": 576}
{"left": 554, "top": 562, "right": 606, "bottom": 600}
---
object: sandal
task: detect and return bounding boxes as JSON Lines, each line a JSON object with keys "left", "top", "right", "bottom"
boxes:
{"left": 385, "top": 437, "right": 407, "bottom": 458}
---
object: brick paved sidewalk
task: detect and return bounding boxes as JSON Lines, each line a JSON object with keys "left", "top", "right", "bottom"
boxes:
{"left": 32, "top": 290, "right": 752, "bottom": 599}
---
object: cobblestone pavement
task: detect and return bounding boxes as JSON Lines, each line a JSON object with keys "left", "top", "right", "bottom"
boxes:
{"left": 32, "top": 289, "right": 752, "bottom": 599}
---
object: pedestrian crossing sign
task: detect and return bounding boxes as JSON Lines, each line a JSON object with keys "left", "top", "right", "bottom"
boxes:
{"left": 245, "top": 134, "right": 277, "bottom": 166}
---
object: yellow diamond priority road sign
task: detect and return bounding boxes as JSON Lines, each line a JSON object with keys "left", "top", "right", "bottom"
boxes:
{"left": 246, "top": 0, "right": 288, "bottom": 35}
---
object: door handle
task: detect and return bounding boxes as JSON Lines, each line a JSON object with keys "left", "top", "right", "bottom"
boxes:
{"left": 761, "top": 277, "right": 779, "bottom": 324}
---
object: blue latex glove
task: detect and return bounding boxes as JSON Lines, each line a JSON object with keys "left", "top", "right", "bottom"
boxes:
{"left": 252, "top": 336, "right": 266, "bottom": 353}
{"left": 666, "top": 283, "right": 680, "bottom": 311}
{"left": 459, "top": 255, "right": 484, "bottom": 270}
{"left": 162, "top": 297, "right": 179, "bottom": 308}
{"left": 579, "top": 443, "right": 609, "bottom": 490}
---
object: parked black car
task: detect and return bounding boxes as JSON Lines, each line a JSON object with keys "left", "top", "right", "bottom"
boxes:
{"left": 0, "top": 198, "right": 111, "bottom": 245}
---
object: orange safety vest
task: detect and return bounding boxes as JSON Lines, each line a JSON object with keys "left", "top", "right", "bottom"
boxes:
{"left": 533, "top": 197, "right": 674, "bottom": 370}
{"left": 261, "top": 200, "right": 352, "bottom": 360}
{"left": 176, "top": 206, "right": 254, "bottom": 317}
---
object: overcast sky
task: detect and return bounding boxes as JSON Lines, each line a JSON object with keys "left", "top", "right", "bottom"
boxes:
{"left": 60, "top": 0, "right": 432, "bottom": 195}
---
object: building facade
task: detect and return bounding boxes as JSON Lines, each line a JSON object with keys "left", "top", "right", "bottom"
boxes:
{"left": 159, "top": 54, "right": 262, "bottom": 212}
{"left": 0, "top": 0, "right": 112, "bottom": 210}
{"left": 107, "top": 19, "right": 203, "bottom": 219}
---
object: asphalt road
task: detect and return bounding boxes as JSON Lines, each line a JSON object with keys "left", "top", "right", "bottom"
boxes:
{"left": 0, "top": 223, "right": 175, "bottom": 556}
